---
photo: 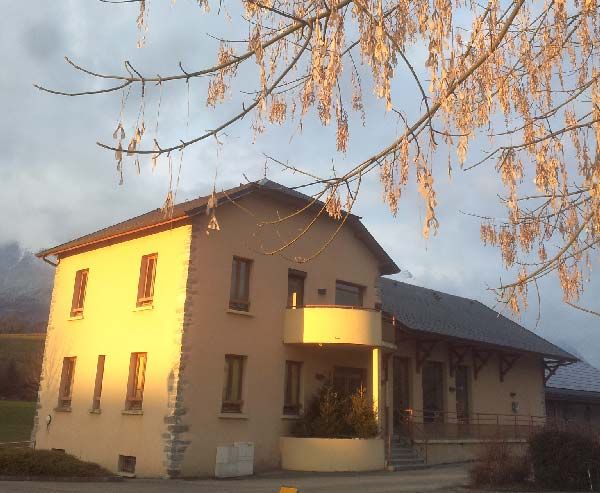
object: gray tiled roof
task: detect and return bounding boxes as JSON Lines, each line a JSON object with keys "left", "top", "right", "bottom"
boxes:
{"left": 380, "top": 278, "right": 576, "bottom": 360}
{"left": 546, "top": 361, "right": 600, "bottom": 393}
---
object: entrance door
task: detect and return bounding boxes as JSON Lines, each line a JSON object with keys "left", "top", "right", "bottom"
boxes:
{"left": 422, "top": 361, "right": 444, "bottom": 423}
{"left": 393, "top": 357, "right": 410, "bottom": 430}
{"left": 455, "top": 365, "right": 470, "bottom": 423}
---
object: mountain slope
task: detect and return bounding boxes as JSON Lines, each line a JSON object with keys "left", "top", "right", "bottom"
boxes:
{"left": 0, "top": 243, "right": 53, "bottom": 333}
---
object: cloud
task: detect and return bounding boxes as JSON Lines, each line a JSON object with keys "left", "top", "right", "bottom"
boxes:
{"left": 1, "top": 2, "right": 598, "bottom": 366}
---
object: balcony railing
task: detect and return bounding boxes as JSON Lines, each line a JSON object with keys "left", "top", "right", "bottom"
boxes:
{"left": 284, "top": 305, "right": 394, "bottom": 347}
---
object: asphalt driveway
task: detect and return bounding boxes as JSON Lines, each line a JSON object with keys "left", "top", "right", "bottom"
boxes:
{"left": 0, "top": 464, "right": 469, "bottom": 493}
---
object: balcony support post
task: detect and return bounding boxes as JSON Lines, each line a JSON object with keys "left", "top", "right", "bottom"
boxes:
{"left": 371, "top": 348, "right": 382, "bottom": 430}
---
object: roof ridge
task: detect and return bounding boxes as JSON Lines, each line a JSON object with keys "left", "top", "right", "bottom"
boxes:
{"left": 381, "top": 277, "right": 479, "bottom": 304}
{"left": 36, "top": 179, "right": 399, "bottom": 275}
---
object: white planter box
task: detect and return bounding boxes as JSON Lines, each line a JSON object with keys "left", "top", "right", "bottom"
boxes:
{"left": 280, "top": 437, "right": 385, "bottom": 472}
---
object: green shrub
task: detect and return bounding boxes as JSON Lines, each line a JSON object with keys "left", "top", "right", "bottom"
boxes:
{"left": 529, "top": 429, "right": 600, "bottom": 491}
{"left": 345, "top": 387, "right": 378, "bottom": 438}
{"left": 0, "top": 448, "right": 113, "bottom": 477}
{"left": 310, "top": 384, "right": 350, "bottom": 437}
{"left": 469, "top": 441, "right": 530, "bottom": 487}
{"left": 293, "top": 383, "right": 378, "bottom": 439}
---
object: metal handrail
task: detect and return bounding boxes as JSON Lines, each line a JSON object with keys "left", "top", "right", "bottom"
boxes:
{"left": 401, "top": 408, "right": 549, "bottom": 421}
{"left": 397, "top": 409, "right": 600, "bottom": 444}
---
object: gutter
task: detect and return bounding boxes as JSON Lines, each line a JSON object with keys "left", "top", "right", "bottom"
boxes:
{"left": 41, "top": 255, "right": 59, "bottom": 268}
{"left": 34, "top": 186, "right": 257, "bottom": 260}
{"left": 36, "top": 214, "right": 194, "bottom": 259}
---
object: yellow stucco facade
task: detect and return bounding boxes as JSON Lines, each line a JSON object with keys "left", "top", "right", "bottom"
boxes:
{"left": 33, "top": 186, "right": 550, "bottom": 477}
{"left": 33, "top": 224, "right": 192, "bottom": 477}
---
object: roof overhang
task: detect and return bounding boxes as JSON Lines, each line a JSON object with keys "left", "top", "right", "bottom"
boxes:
{"left": 395, "top": 323, "right": 579, "bottom": 362}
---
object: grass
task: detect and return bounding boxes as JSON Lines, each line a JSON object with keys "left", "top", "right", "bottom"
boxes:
{"left": 0, "top": 400, "right": 36, "bottom": 443}
{"left": 0, "top": 333, "right": 45, "bottom": 365}
{"left": 0, "top": 448, "right": 113, "bottom": 478}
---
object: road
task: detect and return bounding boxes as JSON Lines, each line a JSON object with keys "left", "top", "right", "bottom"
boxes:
{"left": 0, "top": 464, "right": 468, "bottom": 493}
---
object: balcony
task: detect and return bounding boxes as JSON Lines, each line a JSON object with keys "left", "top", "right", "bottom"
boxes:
{"left": 283, "top": 306, "right": 395, "bottom": 347}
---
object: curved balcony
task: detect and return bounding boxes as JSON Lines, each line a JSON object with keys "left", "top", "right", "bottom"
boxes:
{"left": 284, "top": 306, "right": 393, "bottom": 347}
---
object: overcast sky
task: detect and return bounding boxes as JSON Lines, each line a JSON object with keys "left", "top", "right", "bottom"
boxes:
{"left": 2, "top": 2, "right": 598, "bottom": 366}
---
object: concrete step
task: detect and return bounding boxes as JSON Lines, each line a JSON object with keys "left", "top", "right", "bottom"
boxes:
{"left": 387, "top": 438, "right": 425, "bottom": 470}
{"left": 390, "top": 446, "right": 418, "bottom": 453}
{"left": 390, "top": 453, "right": 420, "bottom": 461}
{"left": 390, "top": 456, "right": 425, "bottom": 464}
{"left": 388, "top": 463, "right": 430, "bottom": 472}
{"left": 390, "top": 451, "right": 419, "bottom": 456}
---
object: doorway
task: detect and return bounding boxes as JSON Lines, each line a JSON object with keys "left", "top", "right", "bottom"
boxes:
{"left": 422, "top": 361, "right": 444, "bottom": 423}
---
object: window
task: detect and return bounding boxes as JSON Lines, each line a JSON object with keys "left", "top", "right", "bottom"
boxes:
{"left": 137, "top": 254, "right": 157, "bottom": 307}
{"left": 222, "top": 355, "right": 245, "bottom": 413}
{"left": 91, "top": 355, "right": 106, "bottom": 411}
{"left": 287, "top": 270, "right": 306, "bottom": 308}
{"left": 422, "top": 361, "right": 445, "bottom": 423}
{"left": 118, "top": 455, "right": 136, "bottom": 474}
{"left": 125, "top": 353, "right": 147, "bottom": 410}
{"left": 229, "top": 257, "right": 252, "bottom": 311}
{"left": 70, "top": 269, "right": 88, "bottom": 317}
{"left": 335, "top": 281, "right": 364, "bottom": 307}
{"left": 455, "top": 365, "right": 470, "bottom": 423}
{"left": 58, "top": 357, "right": 76, "bottom": 409}
{"left": 283, "top": 361, "right": 302, "bottom": 415}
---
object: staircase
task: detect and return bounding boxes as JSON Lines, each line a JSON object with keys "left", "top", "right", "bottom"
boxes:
{"left": 387, "top": 436, "right": 426, "bottom": 471}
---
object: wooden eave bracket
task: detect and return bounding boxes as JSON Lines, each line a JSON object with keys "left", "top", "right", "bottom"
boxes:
{"left": 448, "top": 345, "right": 470, "bottom": 377}
{"left": 498, "top": 353, "right": 520, "bottom": 382}
{"left": 415, "top": 340, "right": 437, "bottom": 373}
{"left": 544, "top": 359, "right": 574, "bottom": 384}
{"left": 472, "top": 349, "right": 493, "bottom": 380}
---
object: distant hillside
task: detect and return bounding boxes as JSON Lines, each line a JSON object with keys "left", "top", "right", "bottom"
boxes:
{"left": 0, "top": 243, "right": 53, "bottom": 333}
{"left": 0, "top": 333, "right": 45, "bottom": 401}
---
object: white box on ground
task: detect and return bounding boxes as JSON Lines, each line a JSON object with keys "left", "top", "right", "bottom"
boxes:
{"left": 214, "top": 442, "right": 254, "bottom": 478}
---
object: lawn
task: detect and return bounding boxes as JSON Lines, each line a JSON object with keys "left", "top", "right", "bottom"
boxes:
{"left": 0, "top": 448, "right": 114, "bottom": 478}
{"left": 0, "top": 333, "right": 45, "bottom": 365}
{"left": 0, "top": 400, "right": 36, "bottom": 443}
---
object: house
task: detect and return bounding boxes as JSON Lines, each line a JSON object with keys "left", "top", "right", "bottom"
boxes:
{"left": 33, "top": 179, "right": 577, "bottom": 477}
{"left": 546, "top": 361, "right": 600, "bottom": 427}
